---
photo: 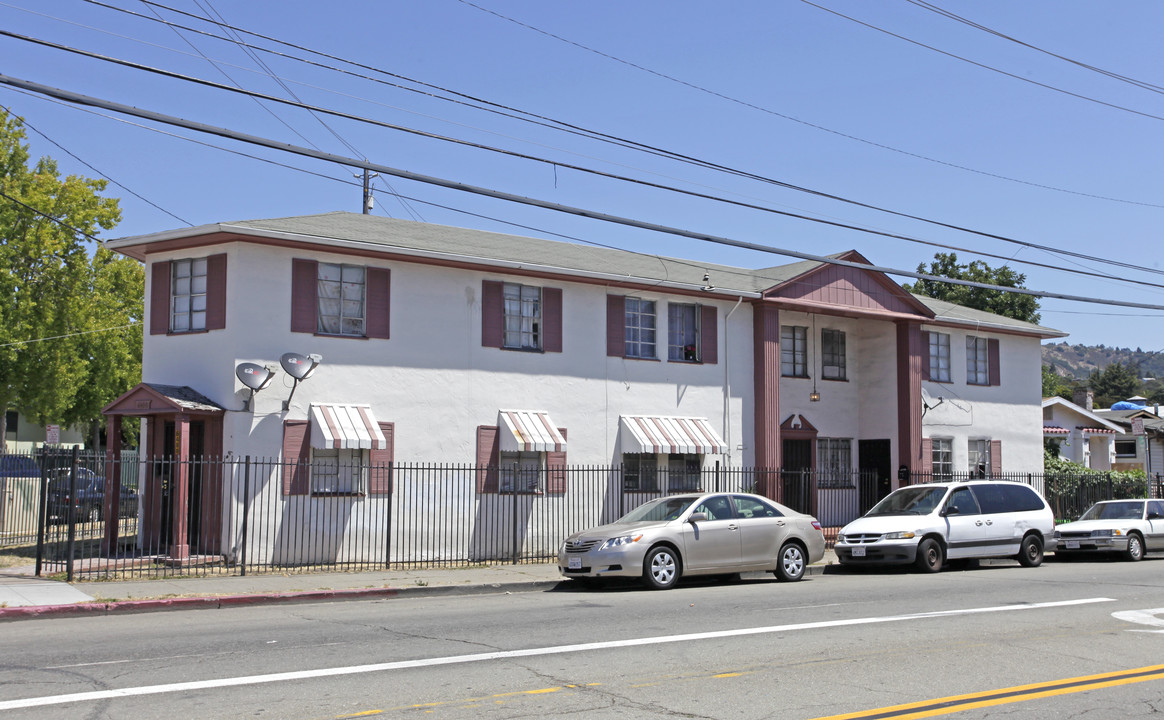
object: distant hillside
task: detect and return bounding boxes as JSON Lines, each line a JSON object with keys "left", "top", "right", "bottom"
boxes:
{"left": 1042, "top": 342, "right": 1164, "bottom": 380}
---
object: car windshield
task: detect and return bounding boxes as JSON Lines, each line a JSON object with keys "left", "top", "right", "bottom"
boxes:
{"left": 618, "top": 496, "right": 698, "bottom": 523}
{"left": 865, "top": 486, "right": 948, "bottom": 516}
{"left": 1079, "top": 501, "right": 1144, "bottom": 521}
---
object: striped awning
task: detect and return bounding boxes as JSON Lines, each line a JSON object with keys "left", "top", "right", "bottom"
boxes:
{"left": 498, "top": 410, "right": 566, "bottom": 453}
{"left": 310, "top": 404, "right": 387, "bottom": 450}
{"left": 619, "top": 415, "right": 727, "bottom": 455}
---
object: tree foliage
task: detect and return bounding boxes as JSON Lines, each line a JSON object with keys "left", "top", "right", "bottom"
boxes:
{"left": 903, "top": 252, "right": 1041, "bottom": 324}
{"left": 0, "top": 109, "right": 138, "bottom": 451}
{"left": 1088, "top": 361, "right": 1142, "bottom": 409}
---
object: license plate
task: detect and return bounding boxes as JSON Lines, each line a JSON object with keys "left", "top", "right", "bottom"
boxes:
{"left": 851, "top": 546, "right": 866, "bottom": 557}
{"left": 1065, "top": 540, "right": 1079, "bottom": 549}
{"left": 568, "top": 556, "right": 582, "bottom": 570}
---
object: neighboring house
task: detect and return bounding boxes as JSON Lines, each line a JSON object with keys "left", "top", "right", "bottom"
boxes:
{"left": 3, "top": 410, "right": 84, "bottom": 452}
{"left": 1041, "top": 395, "right": 1125, "bottom": 469}
{"left": 100, "top": 212, "right": 1064, "bottom": 562}
{"left": 1094, "top": 397, "right": 1164, "bottom": 475}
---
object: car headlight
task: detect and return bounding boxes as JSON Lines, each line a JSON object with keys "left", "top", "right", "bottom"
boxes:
{"left": 883, "top": 531, "right": 916, "bottom": 540}
{"left": 837, "top": 533, "right": 847, "bottom": 543}
{"left": 1093, "top": 529, "right": 1114, "bottom": 537}
{"left": 1053, "top": 531, "right": 1061, "bottom": 539}
{"left": 600, "top": 534, "right": 643, "bottom": 550}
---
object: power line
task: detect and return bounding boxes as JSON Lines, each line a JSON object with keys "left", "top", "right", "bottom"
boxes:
{"left": 4, "top": 72, "right": 1164, "bottom": 314}
{"left": 0, "top": 187, "right": 103, "bottom": 243}
{"left": 0, "top": 322, "right": 139, "bottom": 348}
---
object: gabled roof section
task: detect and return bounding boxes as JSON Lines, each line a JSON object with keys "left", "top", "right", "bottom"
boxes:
{"left": 103, "top": 383, "right": 224, "bottom": 416}
{"left": 761, "top": 249, "right": 934, "bottom": 319}
{"left": 915, "top": 294, "right": 1067, "bottom": 339}
{"left": 1041, "top": 397, "right": 1125, "bottom": 433}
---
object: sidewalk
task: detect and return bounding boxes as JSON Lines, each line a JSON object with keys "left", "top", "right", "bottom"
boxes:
{"left": 0, "top": 552, "right": 836, "bottom": 621}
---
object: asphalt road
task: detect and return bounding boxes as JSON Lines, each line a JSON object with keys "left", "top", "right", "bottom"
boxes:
{"left": 2, "top": 557, "right": 1163, "bottom": 719}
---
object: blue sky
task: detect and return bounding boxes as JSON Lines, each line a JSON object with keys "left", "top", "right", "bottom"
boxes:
{"left": 2, "top": 1, "right": 1163, "bottom": 349}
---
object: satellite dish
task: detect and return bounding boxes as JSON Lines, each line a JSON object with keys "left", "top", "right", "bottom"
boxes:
{"left": 280, "top": 352, "right": 319, "bottom": 380}
{"left": 236, "top": 363, "right": 274, "bottom": 391}
{"left": 921, "top": 387, "right": 933, "bottom": 406}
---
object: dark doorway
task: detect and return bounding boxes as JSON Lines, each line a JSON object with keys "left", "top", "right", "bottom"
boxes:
{"left": 781, "top": 438, "right": 813, "bottom": 514}
{"left": 858, "top": 439, "right": 892, "bottom": 515}
{"left": 157, "top": 420, "right": 206, "bottom": 552}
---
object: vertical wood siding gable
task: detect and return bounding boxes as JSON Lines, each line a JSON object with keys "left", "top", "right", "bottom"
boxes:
{"left": 481, "top": 280, "right": 503, "bottom": 348}
{"left": 282, "top": 419, "right": 310, "bottom": 495}
{"left": 542, "top": 287, "right": 562, "bottom": 353}
{"left": 700, "top": 305, "right": 718, "bottom": 364}
{"left": 150, "top": 261, "right": 171, "bottom": 335}
{"left": 366, "top": 267, "right": 391, "bottom": 340}
{"left": 368, "top": 421, "right": 394, "bottom": 494}
{"left": 475, "top": 425, "right": 500, "bottom": 492}
{"left": 205, "top": 254, "right": 228, "bottom": 331}
{"left": 290, "top": 259, "right": 318, "bottom": 334}
{"left": 546, "top": 428, "right": 567, "bottom": 494}
{"left": 606, "top": 295, "right": 626, "bottom": 357}
{"left": 987, "top": 339, "right": 1001, "bottom": 386}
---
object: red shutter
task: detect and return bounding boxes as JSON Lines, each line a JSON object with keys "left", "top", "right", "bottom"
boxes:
{"left": 205, "top": 254, "right": 227, "bottom": 331}
{"left": 990, "top": 440, "right": 1002, "bottom": 477}
{"left": 542, "top": 287, "right": 562, "bottom": 353}
{"left": 476, "top": 425, "right": 499, "bottom": 493}
{"left": 282, "top": 420, "right": 310, "bottom": 495}
{"left": 700, "top": 305, "right": 717, "bottom": 364}
{"left": 546, "top": 428, "right": 567, "bottom": 494}
{"left": 481, "top": 280, "right": 503, "bottom": 348}
{"left": 290, "top": 259, "right": 318, "bottom": 334}
{"left": 366, "top": 267, "right": 391, "bottom": 340}
{"left": 921, "top": 331, "right": 932, "bottom": 382}
{"left": 150, "top": 261, "right": 170, "bottom": 335}
{"left": 606, "top": 295, "right": 625, "bottom": 357}
{"left": 987, "top": 339, "right": 1000, "bottom": 386}
{"left": 368, "top": 421, "right": 394, "bottom": 494}
{"left": 919, "top": 438, "right": 932, "bottom": 483}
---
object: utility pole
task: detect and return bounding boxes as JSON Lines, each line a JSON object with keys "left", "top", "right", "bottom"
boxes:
{"left": 360, "top": 167, "right": 378, "bottom": 214}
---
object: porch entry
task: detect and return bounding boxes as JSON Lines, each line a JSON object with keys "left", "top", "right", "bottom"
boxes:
{"left": 781, "top": 438, "right": 813, "bottom": 514}
{"left": 158, "top": 420, "right": 206, "bottom": 553}
{"left": 858, "top": 439, "right": 892, "bottom": 514}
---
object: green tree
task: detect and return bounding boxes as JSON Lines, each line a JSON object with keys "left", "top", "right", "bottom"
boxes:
{"left": 903, "top": 252, "right": 1041, "bottom": 323}
{"left": 0, "top": 109, "right": 125, "bottom": 451}
{"left": 1042, "top": 365, "right": 1070, "bottom": 399}
{"left": 1089, "top": 361, "right": 1142, "bottom": 409}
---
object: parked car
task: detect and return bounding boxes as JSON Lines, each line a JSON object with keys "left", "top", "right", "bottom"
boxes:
{"left": 1053, "top": 499, "right": 1164, "bottom": 562}
{"left": 834, "top": 481, "right": 1054, "bottom": 572}
{"left": 0, "top": 454, "right": 41, "bottom": 479}
{"left": 47, "top": 468, "right": 138, "bottom": 524}
{"left": 558, "top": 492, "right": 826, "bottom": 589}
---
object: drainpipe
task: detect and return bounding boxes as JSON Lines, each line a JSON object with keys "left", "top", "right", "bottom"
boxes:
{"left": 723, "top": 297, "right": 744, "bottom": 467}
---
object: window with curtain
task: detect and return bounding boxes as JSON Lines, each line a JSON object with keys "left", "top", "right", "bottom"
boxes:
{"left": 170, "top": 258, "right": 208, "bottom": 332}
{"left": 318, "top": 262, "right": 366, "bottom": 336}
{"left": 668, "top": 303, "right": 700, "bottom": 362}
{"left": 503, "top": 283, "right": 541, "bottom": 350}
{"left": 966, "top": 336, "right": 989, "bottom": 385}
{"left": 624, "top": 297, "right": 657, "bottom": 359}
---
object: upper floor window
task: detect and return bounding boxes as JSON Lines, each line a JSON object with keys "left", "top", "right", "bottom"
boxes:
{"left": 821, "top": 328, "right": 847, "bottom": 380}
{"left": 170, "top": 258, "right": 207, "bottom": 332}
{"left": 503, "top": 282, "right": 541, "bottom": 350}
{"left": 318, "top": 263, "right": 365, "bottom": 336}
{"left": 932, "top": 437, "right": 953, "bottom": 479}
{"left": 624, "top": 298, "right": 657, "bottom": 359}
{"left": 781, "top": 326, "right": 807, "bottom": 377}
{"left": 928, "top": 332, "right": 951, "bottom": 382}
{"left": 966, "top": 336, "right": 989, "bottom": 385}
{"left": 668, "top": 303, "right": 700, "bottom": 362}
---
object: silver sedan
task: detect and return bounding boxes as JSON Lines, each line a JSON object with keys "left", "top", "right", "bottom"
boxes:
{"left": 558, "top": 492, "right": 826, "bottom": 589}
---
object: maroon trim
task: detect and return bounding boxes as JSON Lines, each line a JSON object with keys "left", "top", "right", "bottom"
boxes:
{"left": 546, "top": 428, "right": 567, "bottom": 494}
{"left": 481, "top": 280, "right": 503, "bottom": 348}
{"left": 700, "top": 305, "right": 717, "bottom": 365}
{"left": 988, "top": 338, "right": 1000, "bottom": 386}
{"left": 369, "top": 421, "right": 394, "bottom": 494}
{"left": 542, "top": 287, "right": 562, "bottom": 353}
{"left": 205, "top": 254, "right": 227, "bottom": 331}
{"left": 606, "top": 295, "right": 625, "bottom": 357}
{"left": 921, "top": 331, "right": 932, "bottom": 382}
{"left": 990, "top": 440, "right": 1002, "bottom": 476}
{"left": 752, "top": 304, "right": 781, "bottom": 485}
{"left": 366, "top": 267, "right": 391, "bottom": 340}
{"left": 920, "top": 439, "right": 933, "bottom": 480}
{"left": 290, "top": 259, "right": 318, "bottom": 334}
{"left": 150, "top": 261, "right": 170, "bottom": 335}
{"left": 896, "top": 322, "right": 924, "bottom": 475}
{"left": 282, "top": 420, "right": 310, "bottom": 496}
{"left": 475, "top": 425, "right": 499, "bottom": 492}
{"left": 764, "top": 249, "right": 935, "bottom": 318}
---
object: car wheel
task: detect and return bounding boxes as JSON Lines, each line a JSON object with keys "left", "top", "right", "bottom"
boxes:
{"left": 914, "top": 538, "right": 943, "bottom": 573}
{"left": 1018, "top": 535, "right": 1044, "bottom": 567}
{"left": 1125, "top": 533, "right": 1144, "bottom": 562}
{"left": 774, "top": 542, "right": 807, "bottom": 582}
{"left": 642, "top": 546, "right": 680, "bottom": 590}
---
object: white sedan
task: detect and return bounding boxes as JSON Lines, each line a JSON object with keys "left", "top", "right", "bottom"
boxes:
{"left": 1053, "top": 499, "right": 1164, "bottom": 561}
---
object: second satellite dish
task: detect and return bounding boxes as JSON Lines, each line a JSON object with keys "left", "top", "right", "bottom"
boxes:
{"left": 280, "top": 352, "right": 320, "bottom": 380}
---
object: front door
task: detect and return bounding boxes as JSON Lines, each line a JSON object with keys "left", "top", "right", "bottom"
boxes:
{"left": 781, "top": 438, "right": 813, "bottom": 514}
{"left": 858, "top": 439, "right": 893, "bottom": 515}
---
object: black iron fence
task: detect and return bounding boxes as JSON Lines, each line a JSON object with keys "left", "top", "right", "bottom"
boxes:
{"left": 2, "top": 449, "right": 1161, "bottom": 579}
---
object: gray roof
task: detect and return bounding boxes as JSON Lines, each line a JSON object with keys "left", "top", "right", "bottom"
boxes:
{"left": 145, "top": 384, "right": 223, "bottom": 412}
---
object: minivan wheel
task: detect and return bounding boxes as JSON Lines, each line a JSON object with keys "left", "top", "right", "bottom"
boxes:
{"left": 1125, "top": 533, "right": 1144, "bottom": 562}
{"left": 1017, "top": 535, "right": 1044, "bottom": 567}
{"left": 914, "top": 538, "right": 943, "bottom": 573}
{"left": 774, "top": 542, "right": 806, "bottom": 582}
{"left": 642, "top": 546, "right": 681, "bottom": 590}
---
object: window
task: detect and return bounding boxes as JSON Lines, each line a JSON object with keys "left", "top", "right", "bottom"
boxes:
{"left": 624, "top": 298, "right": 657, "bottom": 359}
{"left": 311, "top": 448, "right": 366, "bottom": 495}
{"left": 821, "top": 328, "right": 846, "bottom": 380}
{"left": 944, "top": 487, "right": 980, "bottom": 516}
{"left": 781, "top": 326, "right": 807, "bottom": 377}
{"left": 928, "top": 332, "right": 951, "bottom": 382}
{"left": 966, "top": 336, "right": 989, "bottom": 385}
{"left": 318, "top": 262, "right": 365, "bottom": 336}
{"left": 731, "top": 494, "right": 782, "bottom": 519}
{"left": 968, "top": 439, "right": 991, "bottom": 477}
{"left": 817, "top": 438, "right": 853, "bottom": 488}
{"left": 971, "top": 483, "right": 1044, "bottom": 513}
{"left": 693, "top": 495, "right": 734, "bottom": 520}
{"left": 503, "top": 283, "right": 541, "bottom": 350}
{"left": 668, "top": 303, "right": 700, "bottom": 362}
{"left": 623, "top": 454, "right": 658, "bottom": 491}
{"left": 932, "top": 438, "right": 953, "bottom": 479}
{"left": 1115, "top": 439, "right": 1137, "bottom": 457}
{"left": 170, "top": 258, "right": 207, "bottom": 332}
{"left": 667, "top": 453, "right": 702, "bottom": 490}
{"left": 499, "top": 451, "right": 543, "bottom": 493}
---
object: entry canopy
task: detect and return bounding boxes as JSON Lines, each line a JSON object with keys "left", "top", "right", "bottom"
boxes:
{"left": 619, "top": 415, "right": 727, "bottom": 455}
{"left": 497, "top": 410, "right": 566, "bottom": 453}
{"left": 310, "top": 404, "right": 387, "bottom": 450}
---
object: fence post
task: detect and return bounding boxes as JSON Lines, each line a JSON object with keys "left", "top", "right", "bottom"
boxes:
{"left": 34, "top": 448, "right": 50, "bottom": 577}
{"left": 66, "top": 446, "right": 79, "bottom": 582}
{"left": 384, "top": 461, "right": 393, "bottom": 570}
{"left": 714, "top": 460, "right": 720, "bottom": 493}
{"left": 511, "top": 462, "right": 519, "bottom": 565}
{"left": 239, "top": 456, "right": 250, "bottom": 577}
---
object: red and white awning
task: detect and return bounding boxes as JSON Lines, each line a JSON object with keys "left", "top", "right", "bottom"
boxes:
{"left": 619, "top": 415, "right": 727, "bottom": 455}
{"left": 1042, "top": 425, "right": 1069, "bottom": 435}
{"left": 310, "top": 404, "right": 387, "bottom": 450}
{"left": 498, "top": 410, "right": 566, "bottom": 453}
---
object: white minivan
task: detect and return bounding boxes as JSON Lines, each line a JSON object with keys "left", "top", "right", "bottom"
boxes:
{"left": 834, "top": 481, "right": 1054, "bottom": 572}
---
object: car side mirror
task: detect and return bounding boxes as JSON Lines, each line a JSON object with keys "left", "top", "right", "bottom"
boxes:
{"left": 688, "top": 512, "right": 708, "bottom": 523}
{"left": 942, "top": 506, "right": 959, "bottom": 516}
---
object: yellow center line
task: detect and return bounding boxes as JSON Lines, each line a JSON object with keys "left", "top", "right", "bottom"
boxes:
{"left": 810, "top": 664, "right": 1164, "bottom": 720}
